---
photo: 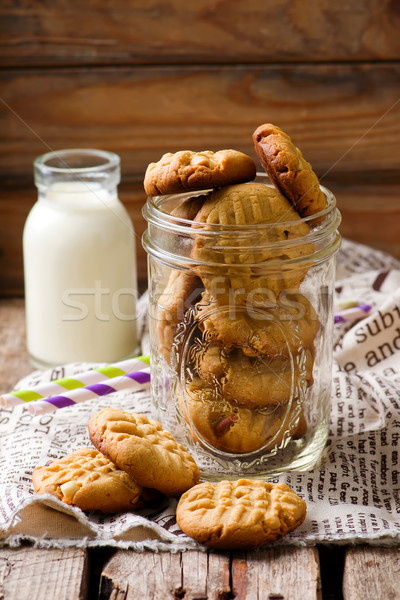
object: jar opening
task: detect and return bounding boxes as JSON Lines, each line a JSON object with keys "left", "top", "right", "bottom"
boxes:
{"left": 144, "top": 174, "right": 338, "bottom": 233}
{"left": 142, "top": 174, "right": 342, "bottom": 269}
{"left": 34, "top": 149, "right": 120, "bottom": 191}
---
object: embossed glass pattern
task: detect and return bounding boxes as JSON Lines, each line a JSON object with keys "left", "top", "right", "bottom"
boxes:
{"left": 142, "top": 174, "right": 341, "bottom": 479}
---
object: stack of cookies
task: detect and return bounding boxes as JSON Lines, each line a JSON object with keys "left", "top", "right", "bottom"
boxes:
{"left": 32, "top": 408, "right": 200, "bottom": 513}
{"left": 145, "top": 124, "right": 325, "bottom": 456}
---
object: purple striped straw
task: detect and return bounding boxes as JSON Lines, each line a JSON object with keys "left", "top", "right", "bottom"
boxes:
{"left": 28, "top": 368, "right": 151, "bottom": 416}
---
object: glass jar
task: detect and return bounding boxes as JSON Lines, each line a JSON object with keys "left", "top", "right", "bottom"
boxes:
{"left": 142, "top": 174, "right": 341, "bottom": 479}
{"left": 24, "top": 149, "right": 138, "bottom": 368}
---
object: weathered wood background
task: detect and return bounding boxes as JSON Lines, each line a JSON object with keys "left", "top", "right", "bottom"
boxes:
{"left": 1, "top": 0, "right": 400, "bottom": 296}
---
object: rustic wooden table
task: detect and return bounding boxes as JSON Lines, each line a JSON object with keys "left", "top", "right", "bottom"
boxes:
{"left": 1, "top": 299, "right": 399, "bottom": 600}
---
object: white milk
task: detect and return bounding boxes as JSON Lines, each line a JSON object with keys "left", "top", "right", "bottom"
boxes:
{"left": 24, "top": 177, "right": 138, "bottom": 367}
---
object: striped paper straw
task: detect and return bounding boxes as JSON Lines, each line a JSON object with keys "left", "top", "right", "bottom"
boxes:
{"left": 28, "top": 367, "right": 151, "bottom": 416}
{"left": 334, "top": 303, "right": 371, "bottom": 324}
{"left": 1, "top": 355, "right": 150, "bottom": 409}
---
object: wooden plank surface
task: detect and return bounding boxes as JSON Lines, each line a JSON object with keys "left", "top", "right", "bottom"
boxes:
{"left": 99, "top": 549, "right": 230, "bottom": 599}
{"left": 232, "top": 547, "right": 321, "bottom": 600}
{"left": 1, "top": 63, "right": 400, "bottom": 181}
{"left": 100, "top": 547, "right": 321, "bottom": 599}
{"left": 2, "top": 0, "right": 400, "bottom": 67}
{"left": 0, "top": 547, "right": 88, "bottom": 600}
{"left": 343, "top": 546, "right": 400, "bottom": 600}
{"left": 332, "top": 181, "right": 400, "bottom": 261}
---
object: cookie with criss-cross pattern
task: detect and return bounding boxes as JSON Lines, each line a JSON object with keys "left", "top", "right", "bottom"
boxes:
{"left": 176, "top": 479, "right": 307, "bottom": 549}
{"left": 253, "top": 123, "right": 326, "bottom": 218}
{"left": 144, "top": 149, "right": 256, "bottom": 196}
{"left": 191, "top": 183, "right": 314, "bottom": 304}
{"left": 32, "top": 447, "right": 143, "bottom": 513}
{"left": 88, "top": 408, "right": 200, "bottom": 497}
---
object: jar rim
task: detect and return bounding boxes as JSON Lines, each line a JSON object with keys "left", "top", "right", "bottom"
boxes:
{"left": 34, "top": 149, "right": 120, "bottom": 175}
{"left": 34, "top": 149, "right": 121, "bottom": 192}
{"left": 143, "top": 173, "right": 337, "bottom": 233}
{"left": 142, "top": 174, "right": 342, "bottom": 269}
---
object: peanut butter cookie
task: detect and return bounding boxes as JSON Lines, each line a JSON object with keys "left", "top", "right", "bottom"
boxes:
{"left": 197, "top": 345, "right": 314, "bottom": 407}
{"left": 253, "top": 123, "right": 326, "bottom": 218}
{"left": 191, "top": 183, "right": 314, "bottom": 304}
{"left": 157, "top": 270, "right": 204, "bottom": 364}
{"left": 144, "top": 149, "right": 256, "bottom": 196}
{"left": 32, "top": 447, "right": 143, "bottom": 514}
{"left": 168, "top": 194, "right": 207, "bottom": 221}
{"left": 176, "top": 479, "right": 307, "bottom": 549}
{"left": 180, "top": 377, "right": 307, "bottom": 454}
{"left": 195, "top": 291, "right": 319, "bottom": 357}
{"left": 88, "top": 408, "right": 200, "bottom": 497}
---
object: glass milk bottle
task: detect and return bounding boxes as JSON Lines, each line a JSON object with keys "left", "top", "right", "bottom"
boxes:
{"left": 23, "top": 149, "right": 138, "bottom": 368}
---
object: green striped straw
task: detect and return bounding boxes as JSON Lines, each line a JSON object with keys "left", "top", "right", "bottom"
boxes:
{"left": 1, "top": 355, "right": 150, "bottom": 409}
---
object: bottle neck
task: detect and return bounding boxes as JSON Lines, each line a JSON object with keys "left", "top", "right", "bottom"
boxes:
{"left": 34, "top": 149, "right": 120, "bottom": 209}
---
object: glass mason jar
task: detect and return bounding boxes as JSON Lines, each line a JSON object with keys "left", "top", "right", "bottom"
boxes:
{"left": 142, "top": 174, "right": 341, "bottom": 479}
{"left": 24, "top": 149, "right": 138, "bottom": 368}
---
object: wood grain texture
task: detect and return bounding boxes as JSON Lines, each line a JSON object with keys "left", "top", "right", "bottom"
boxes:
{"left": 1, "top": 63, "right": 400, "bottom": 182}
{"left": 343, "top": 546, "right": 400, "bottom": 600}
{"left": 332, "top": 181, "right": 400, "bottom": 260}
{"left": 0, "top": 547, "right": 88, "bottom": 600}
{"left": 232, "top": 547, "right": 321, "bottom": 600}
{"left": 2, "top": 0, "right": 400, "bottom": 67}
{"left": 99, "top": 549, "right": 231, "bottom": 599}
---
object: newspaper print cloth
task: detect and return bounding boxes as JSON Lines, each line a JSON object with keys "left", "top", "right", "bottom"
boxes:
{"left": 1, "top": 238, "right": 400, "bottom": 549}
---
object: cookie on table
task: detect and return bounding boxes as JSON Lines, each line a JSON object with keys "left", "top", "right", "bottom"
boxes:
{"left": 191, "top": 183, "right": 314, "bottom": 304}
{"left": 180, "top": 376, "right": 307, "bottom": 454}
{"left": 176, "top": 479, "right": 307, "bottom": 549}
{"left": 157, "top": 270, "right": 204, "bottom": 364}
{"left": 88, "top": 408, "right": 200, "bottom": 497}
{"left": 197, "top": 344, "right": 314, "bottom": 407}
{"left": 144, "top": 149, "right": 256, "bottom": 196}
{"left": 195, "top": 291, "right": 319, "bottom": 358}
{"left": 253, "top": 123, "right": 326, "bottom": 218}
{"left": 32, "top": 447, "right": 143, "bottom": 514}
